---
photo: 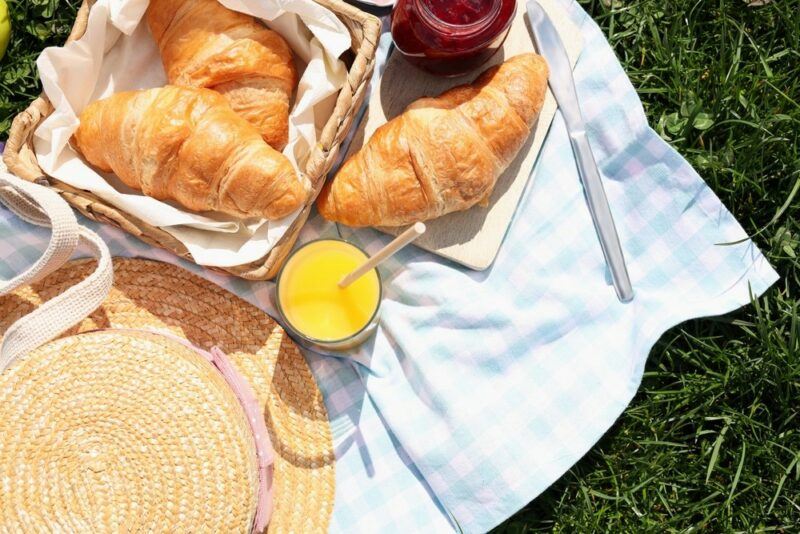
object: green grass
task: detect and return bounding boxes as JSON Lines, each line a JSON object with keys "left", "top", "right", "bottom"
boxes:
{"left": 0, "top": 1, "right": 80, "bottom": 133}
{"left": 0, "top": 0, "right": 798, "bottom": 532}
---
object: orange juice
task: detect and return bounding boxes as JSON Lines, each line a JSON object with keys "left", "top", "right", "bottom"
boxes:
{"left": 277, "top": 240, "right": 381, "bottom": 345}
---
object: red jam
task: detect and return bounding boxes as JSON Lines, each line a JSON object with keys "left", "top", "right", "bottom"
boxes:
{"left": 391, "top": 0, "right": 517, "bottom": 77}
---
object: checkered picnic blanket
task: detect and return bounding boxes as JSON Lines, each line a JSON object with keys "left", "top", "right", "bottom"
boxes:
{"left": 0, "top": 0, "right": 778, "bottom": 531}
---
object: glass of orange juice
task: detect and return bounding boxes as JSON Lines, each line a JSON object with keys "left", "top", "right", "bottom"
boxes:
{"left": 276, "top": 239, "right": 382, "bottom": 352}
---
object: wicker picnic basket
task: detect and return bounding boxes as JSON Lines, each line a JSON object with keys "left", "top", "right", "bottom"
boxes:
{"left": 3, "top": 0, "right": 380, "bottom": 280}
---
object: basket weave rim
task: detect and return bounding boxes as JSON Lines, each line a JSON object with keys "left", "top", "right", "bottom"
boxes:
{"left": 0, "top": 257, "right": 336, "bottom": 532}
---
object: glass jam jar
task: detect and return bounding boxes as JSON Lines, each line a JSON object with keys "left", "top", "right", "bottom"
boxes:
{"left": 391, "top": 0, "right": 517, "bottom": 77}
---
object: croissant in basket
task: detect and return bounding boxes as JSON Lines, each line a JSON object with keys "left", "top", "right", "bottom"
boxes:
{"left": 317, "top": 53, "right": 549, "bottom": 227}
{"left": 73, "top": 86, "right": 309, "bottom": 220}
{"left": 147, "top": 0, "right": 297, "bottom": 151}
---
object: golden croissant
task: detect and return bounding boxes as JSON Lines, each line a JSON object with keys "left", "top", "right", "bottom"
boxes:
{"left": 74, "top": 86, "right": 309, "bottom": 220}
{"left": 317, "top": 53, "right": 549, "bottom": 227}
{"left": 147, "top": 0, "right": 297, "bottom": 150}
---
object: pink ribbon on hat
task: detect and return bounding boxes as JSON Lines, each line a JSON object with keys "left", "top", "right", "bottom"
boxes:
{"left": 208, "top": 345, "right": 274, "bottom": 532}
{"left": 83, "top": 328, "right": 275, "bottom": 532}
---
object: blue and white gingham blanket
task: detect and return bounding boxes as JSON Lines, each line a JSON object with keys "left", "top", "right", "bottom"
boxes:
{"left": 0, "top": 0, "right": 779, "bottom": 531}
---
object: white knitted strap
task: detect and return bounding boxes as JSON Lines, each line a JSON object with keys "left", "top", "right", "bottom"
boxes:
{"left": 0, "top": 172, "right": 113, "bottom": 371}
{"left": 0, "top": 176, "right": 79, "bottom": 293}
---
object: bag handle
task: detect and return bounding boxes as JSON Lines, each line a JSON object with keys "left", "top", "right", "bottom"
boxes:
{"left": 0, "top": 172, "right": 113, "bottom": 371}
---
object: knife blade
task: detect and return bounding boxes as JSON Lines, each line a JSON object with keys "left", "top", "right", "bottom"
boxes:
{"left": 527, "top": 0, "right": 634, "bottom": 302}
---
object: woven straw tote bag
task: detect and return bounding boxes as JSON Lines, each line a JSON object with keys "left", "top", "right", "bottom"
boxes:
{"left": 0, "top": 172, "right": 336, "bottom": 532}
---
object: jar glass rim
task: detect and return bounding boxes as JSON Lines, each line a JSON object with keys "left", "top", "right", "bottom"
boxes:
{"left": 275, "top": 239, "right": 383, "bottom": 346}
{"left": 415, "top": 0, "right": 504, "bottom": 35}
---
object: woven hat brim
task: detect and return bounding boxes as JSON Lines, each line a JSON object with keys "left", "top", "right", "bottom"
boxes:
{"left": 0, "top": 258, "right": 336, "bottom": 533}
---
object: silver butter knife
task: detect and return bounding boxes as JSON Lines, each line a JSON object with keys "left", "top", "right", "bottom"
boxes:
{"left": 527, "top": 0, "right": 634, "bottom": 302}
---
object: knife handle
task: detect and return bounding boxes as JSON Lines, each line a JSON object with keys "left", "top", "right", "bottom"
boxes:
{"left": 569, "top": 130, "right": 634, "bottom": 302}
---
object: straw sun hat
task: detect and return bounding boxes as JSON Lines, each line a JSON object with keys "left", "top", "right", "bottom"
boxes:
{"left": 0, "top": 255, "right": 336, "bottom": 531}
{"left": 0, "top": 124, "right": 335, "bottom": 532}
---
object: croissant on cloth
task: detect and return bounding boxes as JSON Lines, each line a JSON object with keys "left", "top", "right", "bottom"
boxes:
{"left": 317, "top": 53, "right": 549, "bottom": 227}
{"left": 147, "top": 0, "right": 297, "bottom": 150}
{"left": 73, "top": 86, "right": 309, "bottom": 220}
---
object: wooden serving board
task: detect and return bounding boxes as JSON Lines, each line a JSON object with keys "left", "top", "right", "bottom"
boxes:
{"left": 344, "top": 0, "right": 583, "bottom": 270}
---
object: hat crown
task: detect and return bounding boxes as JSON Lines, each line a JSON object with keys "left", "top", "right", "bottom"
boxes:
{"left": 0, "top": 329, "right": 260, "bottom": 531}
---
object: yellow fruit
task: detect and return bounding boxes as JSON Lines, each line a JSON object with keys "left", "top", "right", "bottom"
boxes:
{"left": 0, "top": 0, "right": 10, "bottom": 61}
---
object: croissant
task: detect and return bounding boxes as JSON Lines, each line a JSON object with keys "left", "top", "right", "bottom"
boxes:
{"left": 147, "top": 0, "right": 297, "bottom": 150}
{"left": 73, "top": 86, "right": 309, "bottom": 220}
{"left": 317, "top": 53, "right": 549, "bottom": 227}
